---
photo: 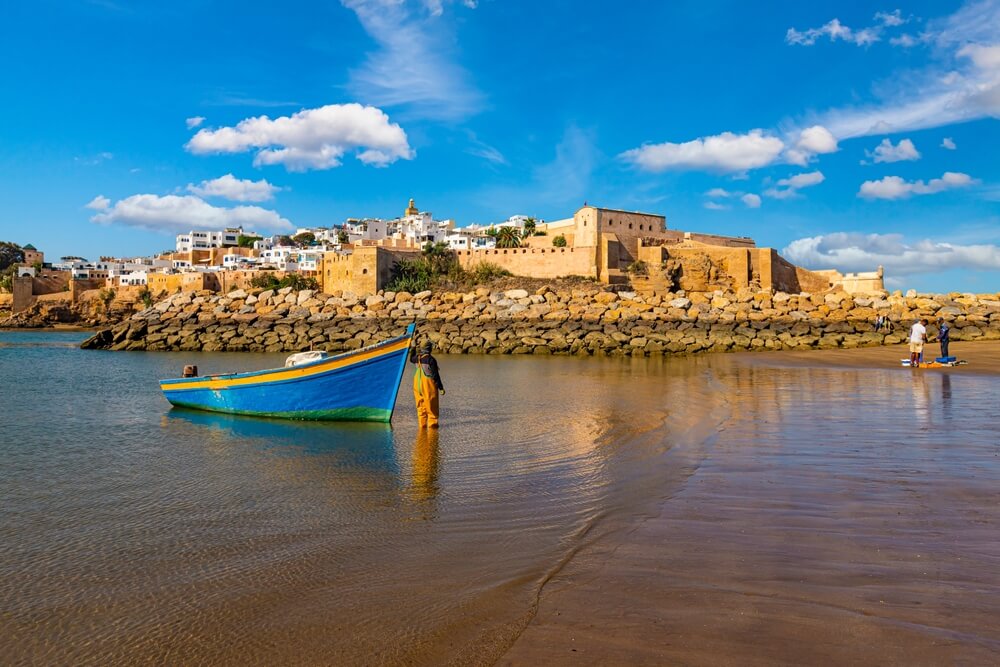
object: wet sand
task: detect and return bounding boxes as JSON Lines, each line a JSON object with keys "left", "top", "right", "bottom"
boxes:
{"left": 502, "top": 341, "right": 1000, "bottom": 665}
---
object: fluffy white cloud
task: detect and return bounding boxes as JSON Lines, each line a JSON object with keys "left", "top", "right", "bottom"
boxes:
{"left": 85, "top": 195, "right": 110, "bottom": 210}
{"left": 741, "top": 193, "right": 762, "bottom": 208}
{"left": 785, "top": 125, "right": 839, "bottom": 165}
{"left": 705, "top": 188, "right": 733, "bottom": 198}
{"left": 186, "top": 103, "right": 414, "bottom": 171}
{"left": 620, "top": 129, "right": 784, "bottom": 173}
{"left": 858, "top": 171, "right": 977, "bottom": 199}
{"left": 704, "top": 201, "right": 729, "bottom": 210}
{"left": 90, "top": 194, "right": 293, "bottom": 233}
{"left": 765, "top": 170, "right": 825, "bottom": 199}
{"left": 866, "top": 137, "right": 921, "bottom": 163}
{"left": 941, "top": 137, "right": 958, "bottom": 149}
{"left": 186, "top": 116, "right": 205, "bottom": 129}
{"left": 783, "top": 232, "right": 1000, "bottom": 276}
{"left": 186, "top": 174, "right": 282, "bottom": 202}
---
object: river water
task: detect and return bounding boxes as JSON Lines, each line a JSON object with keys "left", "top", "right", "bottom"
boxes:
{"left": 2, "top": 330, "right": 999, "bottom": 665}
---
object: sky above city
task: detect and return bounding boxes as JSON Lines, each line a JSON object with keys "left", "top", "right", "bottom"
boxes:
{"left": 2, "top": 0, "right": 999, "bottom": 292}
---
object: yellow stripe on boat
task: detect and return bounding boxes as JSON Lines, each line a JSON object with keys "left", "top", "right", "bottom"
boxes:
{"left": 161, "top": 337, "right": 411, "bottom": 392}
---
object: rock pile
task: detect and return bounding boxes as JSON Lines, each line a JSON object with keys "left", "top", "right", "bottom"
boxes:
{"left": 81, "top": 285, "right": 1000, "bottom": 355}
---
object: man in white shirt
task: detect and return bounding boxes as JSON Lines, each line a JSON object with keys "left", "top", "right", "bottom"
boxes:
{"left": 909, "top": 318, "right": 928, "bottom": 367}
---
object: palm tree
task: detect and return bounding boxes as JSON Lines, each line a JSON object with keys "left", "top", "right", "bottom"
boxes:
{"left": 495, "top": 227, "right": 521, "bottom": 248}
{"left": 521, "top": 217, "right": 536, "bottom": 239}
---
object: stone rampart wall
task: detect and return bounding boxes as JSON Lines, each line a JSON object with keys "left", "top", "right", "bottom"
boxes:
{"left": 82, "top": 285, "right": 1000, "bottom": 355}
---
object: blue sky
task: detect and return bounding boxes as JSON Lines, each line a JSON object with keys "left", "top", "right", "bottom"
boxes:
{"left": 1, "top": 0, "right": 998, "bottom": 292}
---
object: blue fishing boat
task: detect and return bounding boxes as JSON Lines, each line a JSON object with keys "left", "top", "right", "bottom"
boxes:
{"left": 160, "top": 324, "right": 415, "bottom": 422}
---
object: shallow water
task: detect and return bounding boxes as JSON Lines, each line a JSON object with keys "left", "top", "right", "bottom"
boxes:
{"left": 2, "top": 331, "right": 998, "bottom": 665}
{"left": 0, "top": 330, "right": 725, "bottom": 665}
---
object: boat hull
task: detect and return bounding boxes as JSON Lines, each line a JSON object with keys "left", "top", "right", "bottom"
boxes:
{"left": 159, "top": 326, "right": 414, "bottom": 422}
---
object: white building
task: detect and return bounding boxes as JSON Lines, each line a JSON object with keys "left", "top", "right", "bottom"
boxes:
{"left": 175, "top": 227, "right": 259, "bottom": 253}
{"left": 118, "top": 270, "right": 148, "bottom": 286}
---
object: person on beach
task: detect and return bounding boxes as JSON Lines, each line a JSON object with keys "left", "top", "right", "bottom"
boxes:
{"left": 936, "top": 317, "right": 951, "bottom": 359}
{"left": 909, "top": 318, "right": 928, "bottom": 367}
{"left": 410, "top": 340, "right": 445, "bottom": 428}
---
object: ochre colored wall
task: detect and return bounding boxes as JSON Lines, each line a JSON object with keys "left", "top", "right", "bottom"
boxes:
{"left": 321, "top": 247, "right": 422, "bottom": 294}
{"left": 455, "top": 246, "right": 596, "bottom": 280}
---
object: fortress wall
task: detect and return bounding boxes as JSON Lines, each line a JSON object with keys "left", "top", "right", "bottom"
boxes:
{"left": 455, "top": 246, "right": 595, "bottom": 279}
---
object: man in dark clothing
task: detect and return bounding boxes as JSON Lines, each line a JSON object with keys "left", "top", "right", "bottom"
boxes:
{"left": 410, "top": 341, "right": 445, "bottom": 428}
{"left": 936, "top": 317, "right": 951, "bottom": 359}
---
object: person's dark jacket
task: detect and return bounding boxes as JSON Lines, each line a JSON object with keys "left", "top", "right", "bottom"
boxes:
{"left": 409, "top": 348, "right": 444, "bottom": 391}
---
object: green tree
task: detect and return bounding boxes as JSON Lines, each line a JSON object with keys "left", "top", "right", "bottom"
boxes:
{"left": 292, "top": 232, "right": 316, "bottom": 247}
{"left": 0, "top": 242, "right": 25, "bottom": 271}
{"left": 552, "top": 234, "right": 568, "bottom": 248}
{"left": 138, "top": 287, "right": 154, "bottom": 308}
{"left": 495, "top": 227, "right": 521, "bottom": 249}
{"left": 274, "top": 235, "right": 293, "bottom": 247}
{"left": 249, "top": 271, "right": 280, "bottom": 290}
{"left": 521, "top": 217, "right": 536, "bottom": 239}
{"left": 337, "top": 230, "right": 350, "bottom": 244}
{"left": 277, "top": 273, "right": 320, "bottom": 291}
{"left": 237, "top": 234, "right": 258, "bottom": 248}
{"left": 60, "top": 255, "right": 87, "bottom": 262}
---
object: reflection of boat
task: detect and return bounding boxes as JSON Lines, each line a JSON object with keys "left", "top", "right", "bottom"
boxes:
{"left": 160, "top": 324, "right": 414, "bottom": 422}
{"left": 166, "top": 409, "right": 398, "bottom": 469}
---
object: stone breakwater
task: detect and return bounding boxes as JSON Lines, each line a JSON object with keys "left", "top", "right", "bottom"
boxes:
{"left": 81, "top": 285, "right": 1000, "bottom": 355}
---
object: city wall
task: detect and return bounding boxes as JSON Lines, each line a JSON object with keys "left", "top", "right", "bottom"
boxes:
{"left": 82, "top": 285, "right": 1000, "bottom": 356}
{"left": 455, "top": 247, "right": 595, "bottom": 279}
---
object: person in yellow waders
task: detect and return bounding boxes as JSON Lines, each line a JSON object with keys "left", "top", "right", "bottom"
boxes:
{"left": 410, "top": 341, "right": 445, "bottom": 428}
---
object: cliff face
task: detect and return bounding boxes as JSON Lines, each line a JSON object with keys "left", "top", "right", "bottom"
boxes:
{"left": 81, "top": 285, "right": 1000, "bottom": 355}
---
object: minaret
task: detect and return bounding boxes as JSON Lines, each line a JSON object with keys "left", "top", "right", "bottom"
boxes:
{"left": 405, "top": 198, "right": 418, "bottom": 217}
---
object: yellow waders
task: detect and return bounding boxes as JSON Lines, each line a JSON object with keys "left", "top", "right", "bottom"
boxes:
{"left": 413, "top": 363, "right": 440, "bottom": 428}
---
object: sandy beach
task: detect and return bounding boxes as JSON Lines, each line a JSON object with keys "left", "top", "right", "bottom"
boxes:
{"left": 501, "top": 341, "right": 1000, "bottom": 665}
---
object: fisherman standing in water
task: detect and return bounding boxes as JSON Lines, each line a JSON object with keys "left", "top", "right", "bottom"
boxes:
{"left": 410, "top": 340, "right": 445, "bottom": 428}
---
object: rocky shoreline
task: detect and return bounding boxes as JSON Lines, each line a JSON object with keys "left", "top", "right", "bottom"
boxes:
{"left": 79, "top": 284, "right": 1000, "bottom": 356}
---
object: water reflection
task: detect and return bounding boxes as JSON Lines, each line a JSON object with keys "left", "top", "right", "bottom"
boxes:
{"left": 164, "top": 408, "right": 398, "bottom": 469}
{"left": 409, "top": 429, "right": 440, "bottom": 509}
{"left": 940, "top": 374, "right": 953, "bottom": 421}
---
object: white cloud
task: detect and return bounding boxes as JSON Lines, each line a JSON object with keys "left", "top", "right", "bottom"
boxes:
{"left": 186, "top": 116, "right": 206, "bottom": 129}
{"left": 812, "top": 2, "right": 1000, "bottom": 140}
{"left": 957, "top": 42, "right": 1000, "bottom": 69}
{"left": 858, "top": 171, "right": 978, "bottom": 199}
{"left": 765, "top": 170, "right": 825, "bottom": 199}
{"left": 620, "top": 129, "right": 784, "bottom": 173}
{"left": 342, "top": 0, "right": 484, "bottom": 120}
{"left": 85, "top": 195, "right": 110, "bottom": 210}
{"left": 942, "top": 136, "right": 958, "bottom": 149}
{"left": 465, "top": 131, "right": 507, "bottom": 165}
{"left": 705, "top": 188, "right": 733, "bottom": 198}
{"left": 187, "top": 174, "right": 283, "bottom": 202}
{"left": 783, "top": 231, "right": 1000, "bottom": 275}
{"left": 866, "top": 137, "right": 921, "bottom": 163}
{"left": 704, "top": 201, "right": 730, "bottom": 210}
{"left": 185, "top": 103, "right": 414, "bottom": 171}
{"left": 90, "top": 194, "right": 293, "bottom": 233}
{"left": 875, "top": 9, "right": 907, "bottom": 27}
{"left": 785, "top": 12, "right": 901, "bottom": 47}
{"left": 785, "top": 125, "right": 839, "bottom": 165}
{"left": 741, "top": 193, "right": 762, "bottom": 208}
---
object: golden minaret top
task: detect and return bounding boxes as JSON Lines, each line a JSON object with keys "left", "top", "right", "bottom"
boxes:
{"left": 405, "top": 198, "right": 418, "bottom": 216}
